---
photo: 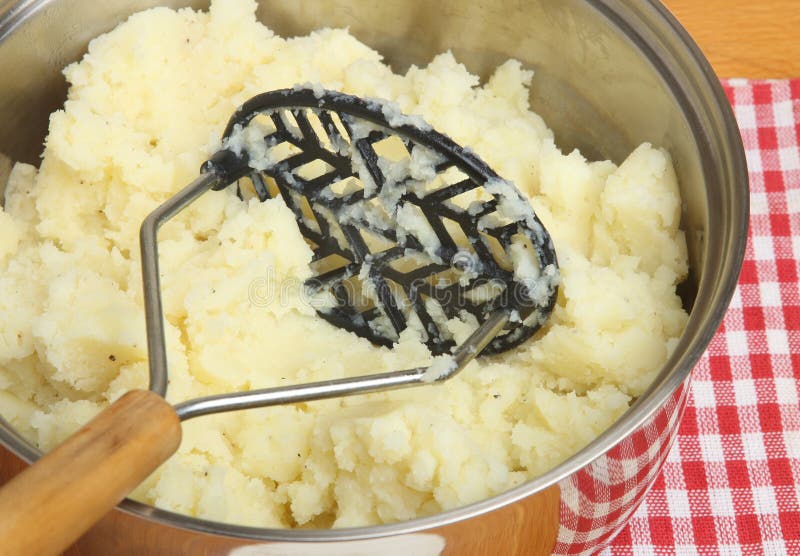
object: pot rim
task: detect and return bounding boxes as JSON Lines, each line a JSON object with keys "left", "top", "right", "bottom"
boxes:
{"left": 0, "top": 0, "right": 748, "bottom": 542}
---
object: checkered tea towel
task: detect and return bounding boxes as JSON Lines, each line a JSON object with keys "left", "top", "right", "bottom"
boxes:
{"left": 604, "top": 79, "right": 800, "bottom": 555}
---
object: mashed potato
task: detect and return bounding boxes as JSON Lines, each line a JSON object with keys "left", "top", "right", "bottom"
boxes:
{"left": 0, "top": 0, "right": 688, "bottom": 528}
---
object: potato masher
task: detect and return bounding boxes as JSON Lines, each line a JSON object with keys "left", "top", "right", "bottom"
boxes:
{"left": 0, "top": 88, "right": 558, "bottom": 555}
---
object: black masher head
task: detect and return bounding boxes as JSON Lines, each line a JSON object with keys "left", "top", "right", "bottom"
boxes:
{"left": 204, "top": 88, "right": 559, "bottom": 356}
{"left": 140, "top": 88, "right": 560, "bottom": 413}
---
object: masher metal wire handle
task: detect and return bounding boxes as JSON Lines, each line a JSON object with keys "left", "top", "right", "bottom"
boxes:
{"left": 142, "top": 172, "right": 511, "bottom": 421}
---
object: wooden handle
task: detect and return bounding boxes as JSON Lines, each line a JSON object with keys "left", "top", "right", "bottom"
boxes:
{"left": 0, "top": 389, "right": 182, "bottom": 556}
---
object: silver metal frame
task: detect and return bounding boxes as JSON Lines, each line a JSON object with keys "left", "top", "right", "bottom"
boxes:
{"left": 138, "top": 172, "right": 512, "bottom": 422}
{"left": 140, "top": 173, "right": 220, "bottom": 397}
{"left": 173, "top": 311, "right": 509, "bottom": 421}
{"left": 0, "top": 0, "right": 748, "bottom": 543}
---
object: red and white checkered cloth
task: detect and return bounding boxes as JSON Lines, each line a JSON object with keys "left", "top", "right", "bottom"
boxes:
{"left": 603, "top": 79, "right": 800, "bottom": 555}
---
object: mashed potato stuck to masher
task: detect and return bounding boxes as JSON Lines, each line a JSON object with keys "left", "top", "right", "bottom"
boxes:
{"left": 0, "top": 0, "right": 689, "bottom": 528}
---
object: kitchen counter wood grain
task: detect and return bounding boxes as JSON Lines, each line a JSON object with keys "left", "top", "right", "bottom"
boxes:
{"left": 663, "top": 0, "right": 800, "bottom": 78}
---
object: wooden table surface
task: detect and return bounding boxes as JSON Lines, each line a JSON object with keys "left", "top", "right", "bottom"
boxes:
{"left": 663, "top": 0, "right": 800, "bottom": 78}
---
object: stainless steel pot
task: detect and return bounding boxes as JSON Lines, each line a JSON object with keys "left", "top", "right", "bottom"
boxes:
{"left": 0, "top": 1, "right": 747, "bottom": 554}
